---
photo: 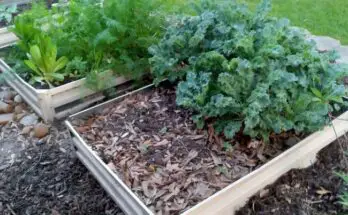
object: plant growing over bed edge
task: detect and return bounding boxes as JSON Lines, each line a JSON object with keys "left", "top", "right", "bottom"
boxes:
{"left": 149, "top": 0, "right": 348, "bottom": 141}
{"left": 6, "top": 0, "right": 190, "bottom": 89}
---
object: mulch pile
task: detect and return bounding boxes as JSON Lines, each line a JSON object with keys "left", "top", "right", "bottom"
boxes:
{"left": 72, "top": 86, "right": 294, "bottom": 214}
{"left": 0, "top": 123, "right": 123, "bottom": 215}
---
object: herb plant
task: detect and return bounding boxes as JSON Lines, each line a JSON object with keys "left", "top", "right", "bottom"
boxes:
{"left": 0, "top": 4, "right": 17, "bottom": 25}
{"left": 150, "top": 0, "right": 348, "bottom": 141}
{"left": 9, "top": 0, "right": 188, "bottom": 89}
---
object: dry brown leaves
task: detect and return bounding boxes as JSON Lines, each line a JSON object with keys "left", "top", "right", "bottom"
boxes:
{"left": 73, "top": 88, "right": 283, "bottom": 214}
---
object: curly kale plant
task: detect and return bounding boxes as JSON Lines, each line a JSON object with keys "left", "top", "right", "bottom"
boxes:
{"left": 150, "top": 0, "right": 348, "bottom": 141}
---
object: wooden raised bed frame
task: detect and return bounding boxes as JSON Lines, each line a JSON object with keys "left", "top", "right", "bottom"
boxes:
{"left": 65, "top": 83, "right": 348, "bottom": 215}
{"left": 0, "top": 28, "right": 129, "bottom": 122}
{"left": 0, "top": 58, "right": 128, "bottom": 122}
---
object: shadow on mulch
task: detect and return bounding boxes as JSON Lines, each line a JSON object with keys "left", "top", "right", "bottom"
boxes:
{"left": 237, "top": 137, "right": 348, "bottom": 215}
{"left": 0, "top": 125, "right": 123, "bottom": 215}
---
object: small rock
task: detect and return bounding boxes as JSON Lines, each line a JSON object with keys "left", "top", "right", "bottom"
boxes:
{"left": 0, "top": 100, "right": 13, "bottom": 113}
{"left": 36, "top": 139, "right": 46, "bottom": 145}
{"left": 0, "top": 91, "right": 15, "bottom": 100}
{"left": 14, "top": 95, "right": 23, "bottom": 103}
{"left": 34, "top": 123, "right": 49, "bottom": 138}
{"left": 21, "top": 126, "right": 32, "bottom": 135}
{"left": 259, "top": 189, "right": 270, "bottom": 198}
{"left": 285, "top": 136, "right": 301, "bottom": 147}
{"left": 0, "top": 113, "right": 14, "bottom": 125}
{"left": 15, "top": 113, "right": 27, "bottom": 121}
{"left": 20, "top": 113, "right": 39, "bottom": 126}
{"left": 14, "top": 105, "right": 24, "bottom": 114}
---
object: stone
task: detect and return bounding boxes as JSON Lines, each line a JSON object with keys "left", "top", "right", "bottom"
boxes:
{"left": 14, "top": 95, "right": 23, "bottom": 103}
{"left": 21, "top": 126, "right": 32, "bottom": 135}
{"left": 309, "top": 36, "right": 341, "bottom": 51}
{"left": 0, "top": 91, "right": 15, "bottom": 100}
{"left": 15, "top": 113, "right": 27, "bottom": 121}
{"left": 20, "top": 113, "right": 39, "bottom": 126}
{"left": 0, "top": 100, "right": 13, "bottom": 113}
{"left": 14, "top": 105, "right": 24, "bottom": 114}
{"left": 34, "top": 123, "right": 49, "bottom": 138}
{"left": 336, "top": 46, "right": 348, "bottom": 64}
{"left": 0, "top": 113, "right": 14, "bottom": 125}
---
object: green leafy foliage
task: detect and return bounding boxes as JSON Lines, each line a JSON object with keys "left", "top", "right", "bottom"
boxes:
{"left": 0, "top": 4, "right": 17, "bottom": 24}
{"left": 24, "top": 35, "right": 68, "bottom": 88}
{"left": 336, "top": 172, "right": 348, "bottom": 208}
{"left": 9, "top": 0, "right": 188, "bottom": 89}
{"left": 150, "top": 0, "right": 348, "bottom": 141}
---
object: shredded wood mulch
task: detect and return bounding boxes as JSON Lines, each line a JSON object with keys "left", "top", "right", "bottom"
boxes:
{"left": 0, "top": 123, "right": 123, "bottom": 215}
{"left": 72, "top": 86, "right": 293, "bottom": 214}
{"left": 237, "top": 137, "right": 348, "bottom": 215}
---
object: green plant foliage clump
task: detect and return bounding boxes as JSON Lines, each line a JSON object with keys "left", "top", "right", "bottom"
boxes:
{"left": 150, "top": 0, "right": 348, "bottom": 141}
{"left": 9, "top": 0, "right": 188, "bottom": 89}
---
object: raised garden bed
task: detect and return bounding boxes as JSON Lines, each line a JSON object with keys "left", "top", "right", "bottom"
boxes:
{"left": 0, "top": 58, "right": 128, "bottom": 122}
{"left": 65, "top": 83, "right": 348, "bottom": 215}
{"left": 0, "top": 28, "right": 17, "bottom": 49}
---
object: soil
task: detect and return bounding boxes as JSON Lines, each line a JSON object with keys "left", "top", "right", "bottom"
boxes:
{"left": 72, "top": 85, "right": 300, "bottom": 214}
{"left": 237, "top": 137, "right": 348, "bottom": 215}
{"left": 0, "top": 122, "right": 123, "bottom": 215}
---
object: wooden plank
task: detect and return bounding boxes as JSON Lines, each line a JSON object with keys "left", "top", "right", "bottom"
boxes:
{"left": 51, "top": 76, "right": 128, "bottom": 108}
{"left": 183, "top": 111, "right": 348, "bottom": 215}
{"left": 0, "top": 59, "right": 37, "bottom": 95}
{"left": 55, "top": 94, "right": 105, "bottom": 119}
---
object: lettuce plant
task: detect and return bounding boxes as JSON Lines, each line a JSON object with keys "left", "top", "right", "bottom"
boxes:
{"left": 150, "top": 0, "right": 348, "bottom": 141}
{"left": 24, "top": 36, "right": 68, "bottom": 88}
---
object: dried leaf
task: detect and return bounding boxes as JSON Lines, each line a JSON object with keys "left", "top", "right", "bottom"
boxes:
{"left": 210, "top": 152, "right": 222, "bottom": 165}
{"left": 153, "top": 139, "right": 169, "bottom": 147}
{"left": 182, "top": 150, "right": 198, "bottom": 166}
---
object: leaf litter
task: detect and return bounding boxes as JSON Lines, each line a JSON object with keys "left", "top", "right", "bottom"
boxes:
{"left": 73, "top": 87, "right": 291, "bottom": 214}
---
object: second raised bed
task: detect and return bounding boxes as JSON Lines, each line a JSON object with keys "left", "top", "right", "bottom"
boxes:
{"left": 65, "top": 83, "right": 348, "bottom": 215}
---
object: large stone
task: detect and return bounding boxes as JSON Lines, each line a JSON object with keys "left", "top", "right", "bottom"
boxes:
{"left": 0, "top": 113, "right": 14, "bottom": 125}
{"left": 309, "top": 36, "right": 341, "bottom": 51}
{"left": 34, "top": 123, "right": 49, "bottom": 138}
{"left": 336, "top": 46, "right": 348, "bottom": 64}
{"left": 0, "top": 91, "right": 15, "bottom": 101}
{"left": 14, "top": 105, "right": 24, "bottom": 114}
{"left": 14, "top": 95, "right": 23, "bottom": 103}
{"left": 0, "top": 101, "right": 13, "bottom": 113}
{"left": 19, "top": 113, "right": 39, "bottom": 126}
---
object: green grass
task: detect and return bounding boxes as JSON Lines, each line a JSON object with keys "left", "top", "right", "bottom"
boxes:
{"left": 246, "top": 0, "right": 348, "bottom": 44}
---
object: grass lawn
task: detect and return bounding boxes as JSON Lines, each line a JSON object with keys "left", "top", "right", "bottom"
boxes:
{"left": 246, "top": 0, "right": 348, "bottom": 44}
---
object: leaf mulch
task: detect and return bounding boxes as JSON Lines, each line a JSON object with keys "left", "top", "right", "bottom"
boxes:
{"left": 237, "top": 137, "right": 348, "bottom": 215}
{"left": 72, "top": 86, "right": 295, "bottom": 214}
{"left": 0, "top": 122, "right": 123, "bottom": 215}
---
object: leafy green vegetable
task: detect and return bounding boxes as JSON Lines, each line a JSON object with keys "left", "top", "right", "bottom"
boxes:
{"left": 150, "top": 0, "right": 348, "bottom": 141}
{"left": 9, "top": 0, "right": 189, "bottom": 88}
{"left": 24, "top": 35, "right": 68, "bottom": 88}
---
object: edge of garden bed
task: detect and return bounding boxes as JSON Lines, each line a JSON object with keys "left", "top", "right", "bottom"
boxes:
{"left": 0, "top": 58, "right": 128, "bottom": 122}
{"left": 64, "top": 83, "right": 348, "bottom": 215}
